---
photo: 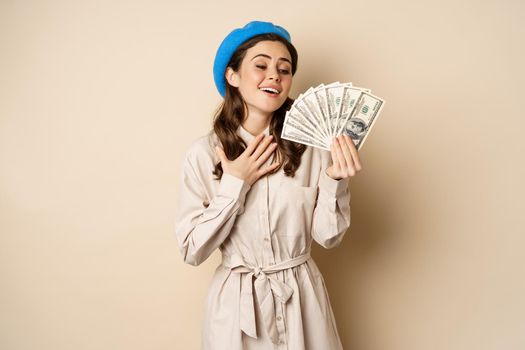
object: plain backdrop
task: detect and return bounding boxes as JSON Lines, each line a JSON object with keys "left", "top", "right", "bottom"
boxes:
{"left": 1, "top": 0, "right": 524, "bottom": 349}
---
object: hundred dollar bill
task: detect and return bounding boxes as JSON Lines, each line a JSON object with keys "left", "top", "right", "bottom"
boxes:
{"left": 316, "top": 82, "right": 341, "bottom": 137}
{"left": 333, "top": 86, "right": 364, "bottom": 138}
{"left": 281, "top": 123, "right": 330, "bottom": 151}
{"left": 285, "top": 105, "right": 329, "bottom": 143}
{"left": 293, "top": 88, "right": 330, "bottom": 140}
{"left": 301, "top": 86, "right": 332, "bottom": 139}
{"left": 324, "top": 83, "right": 349, "bottom": 138}
{"left": 336, "top": 91, "right": 385, "bottom": 150}
{"left": 283, "top": 110, "right": 330, "bottom": 147}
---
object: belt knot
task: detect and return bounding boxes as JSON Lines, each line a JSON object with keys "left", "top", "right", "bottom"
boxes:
{"left": 253, "top": 266, "right": 265, "bottom": 279}
{"left": 221, "top": 252, "right": 311, "bottom": 345}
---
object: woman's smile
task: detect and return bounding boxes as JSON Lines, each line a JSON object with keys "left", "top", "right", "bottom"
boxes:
{"left": 260, "top": 89, "right": 281, "bottom": 98}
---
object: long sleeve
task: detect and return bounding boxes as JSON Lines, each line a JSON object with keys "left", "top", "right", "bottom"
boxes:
{"left": 174, "top": 149, "right": 251, "bottom": 266}
{"left": 311, "top": 151, "right": 352, "bottom": 249}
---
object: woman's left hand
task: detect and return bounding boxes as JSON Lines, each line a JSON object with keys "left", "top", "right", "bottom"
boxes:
{"left": 325, "top": 134, "right": 362, "bottom": 180}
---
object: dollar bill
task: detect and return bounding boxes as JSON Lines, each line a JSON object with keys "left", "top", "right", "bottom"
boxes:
{"left": 294, "top": 89, "right": 330, "bottom": 140}
{"left": 281, "top": 123, "right": 330, "bottom": 150}
{"left": 333, "top": 86, "right": 364, "bottom": 137}
{"left": 286, "top": 99, "right": 328, "bottom": 144}
{"left": 283, "top": 110, "right": 330, "bottom": 146}
{"left": 336, "top": 91, "right": 385, "bottom": 150}
{"left": 324, "top": 83, "right": 348, "bottom": 137}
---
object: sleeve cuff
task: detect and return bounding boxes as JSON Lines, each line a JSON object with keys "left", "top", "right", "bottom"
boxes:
{"left": 319, "top": 169, "right": 349, "bottom": 196}
{"left": 217, "top": 172, "right": 251, "bottom": 203}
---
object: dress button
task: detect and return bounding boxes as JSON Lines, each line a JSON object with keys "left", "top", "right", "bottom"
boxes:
{"left": 276, "top": 316, "right": 282, "bottom": 321}
{"left": 264, "top": 237, "right": 270, "bottom": 242}
{"left": 279, "top": 340, "right": 285, "bottom": 345}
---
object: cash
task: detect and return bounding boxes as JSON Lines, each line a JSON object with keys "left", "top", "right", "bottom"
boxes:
{"left": 281, "top": 81, "right": 385, "bottom": 151}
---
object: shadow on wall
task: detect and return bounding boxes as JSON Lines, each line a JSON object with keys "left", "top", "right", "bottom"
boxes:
{"left": 297, "top": 46, "right": 404, "bottom": 348}
{"left": 312, "top": 167, "right": 398, "bottom": 349}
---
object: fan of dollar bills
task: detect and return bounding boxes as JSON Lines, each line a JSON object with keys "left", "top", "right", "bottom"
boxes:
{"left": 281, "top": 81, "right": 385, "bottom": 151}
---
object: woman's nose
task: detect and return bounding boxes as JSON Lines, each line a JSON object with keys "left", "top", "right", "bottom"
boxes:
{"left": 267, "top": 67, "right": 280, "bottom": 81}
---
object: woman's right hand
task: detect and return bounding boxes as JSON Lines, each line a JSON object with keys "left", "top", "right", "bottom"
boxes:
{"left": 215, "top": 133, "right": 280, "bottom": 186}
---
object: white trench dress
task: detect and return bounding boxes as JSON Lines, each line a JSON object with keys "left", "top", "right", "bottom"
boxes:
{"left": 175, "top": 124, "right": 351, "bottom": 349}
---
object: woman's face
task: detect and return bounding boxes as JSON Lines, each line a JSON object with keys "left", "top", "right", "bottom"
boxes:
{"left": 226, "top": 40, "right": 293, "bottom": 117}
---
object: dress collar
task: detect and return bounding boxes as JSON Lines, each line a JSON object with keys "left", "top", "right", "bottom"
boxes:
{"left": 237, "top": 123, "right": 270, "bottom": 144}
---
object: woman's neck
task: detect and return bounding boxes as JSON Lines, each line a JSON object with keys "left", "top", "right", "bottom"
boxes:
{"left": 242, "top": 113, "right": 272, "bottom": 137}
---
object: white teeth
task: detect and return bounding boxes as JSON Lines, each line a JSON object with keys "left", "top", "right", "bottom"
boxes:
{"left": 260, "top": 87, "right": 280, "bottom": 94}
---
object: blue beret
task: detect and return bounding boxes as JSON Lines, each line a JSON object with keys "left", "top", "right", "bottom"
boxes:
{"left": 213, "top": 20, "right": 292, "bottom": 97}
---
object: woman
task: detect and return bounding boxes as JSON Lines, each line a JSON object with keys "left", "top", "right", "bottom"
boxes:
{"left": 175, "top": 20, "right": 362, "bottom": 350}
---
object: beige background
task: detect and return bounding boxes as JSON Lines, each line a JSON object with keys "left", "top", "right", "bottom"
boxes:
{"left": 1, "top": 0, "right": 524, "bottom": 349}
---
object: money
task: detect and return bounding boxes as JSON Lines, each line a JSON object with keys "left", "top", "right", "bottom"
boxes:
{"left": 281, "top": 81, "right": 385, "bottom": 151}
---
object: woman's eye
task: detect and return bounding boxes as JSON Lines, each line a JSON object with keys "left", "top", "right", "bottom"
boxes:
{"left": 255, "top": 64, "right": 290, "bottom": 74}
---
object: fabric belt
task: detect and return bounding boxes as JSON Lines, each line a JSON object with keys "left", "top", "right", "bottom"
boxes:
{"left": 221, "top": 252, "right": 311, "bottom": 344}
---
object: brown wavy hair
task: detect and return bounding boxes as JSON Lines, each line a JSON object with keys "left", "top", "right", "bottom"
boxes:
{"left": 210, "top": 33, "right": 307, "bottom": 180}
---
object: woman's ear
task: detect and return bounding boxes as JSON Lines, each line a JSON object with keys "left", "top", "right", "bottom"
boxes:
{"left": 225, "top": 67, "right": 240, "bottom": 88}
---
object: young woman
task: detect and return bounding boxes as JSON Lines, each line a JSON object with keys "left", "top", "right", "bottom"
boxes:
{"left": 175, "top": 20, "right": 362, "bottom": 350}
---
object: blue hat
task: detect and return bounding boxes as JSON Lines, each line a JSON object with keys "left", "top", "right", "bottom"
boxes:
{"left": 213, "top": 20, "right": 292, "bottom": 97}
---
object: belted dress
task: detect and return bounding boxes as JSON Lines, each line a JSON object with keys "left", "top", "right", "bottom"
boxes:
{"left": 174, "top": 124, "right": 352, "bottom": 349}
